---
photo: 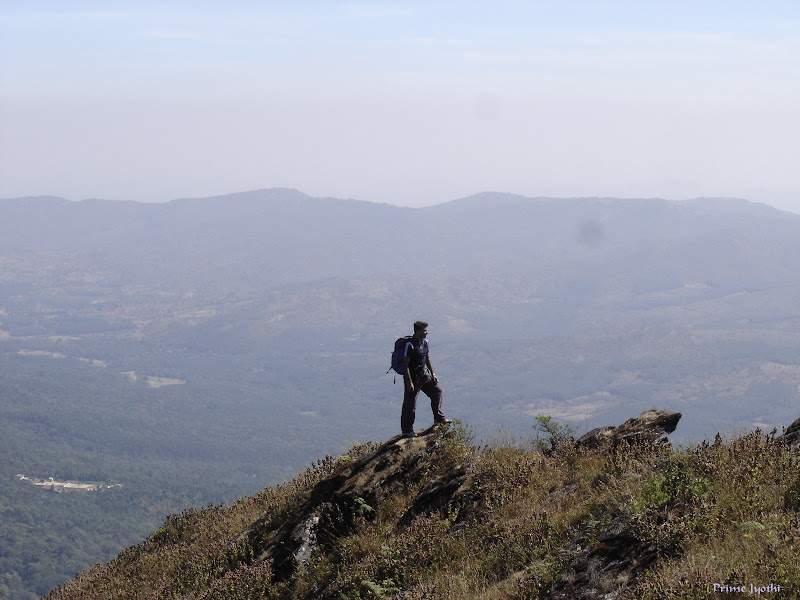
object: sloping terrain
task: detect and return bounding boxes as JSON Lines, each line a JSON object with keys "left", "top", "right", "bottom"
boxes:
{"left": 45, "top": 411, "right": 800, "bottom": 599}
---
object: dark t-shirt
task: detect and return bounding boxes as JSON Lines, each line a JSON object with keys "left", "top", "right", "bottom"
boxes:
{"left": 403, "top": 337, "right": 429, "bottom": 379}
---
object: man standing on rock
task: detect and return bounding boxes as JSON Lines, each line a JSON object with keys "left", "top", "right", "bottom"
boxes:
{"left": 401, "top": 321, "right": 450, "bottom": 438}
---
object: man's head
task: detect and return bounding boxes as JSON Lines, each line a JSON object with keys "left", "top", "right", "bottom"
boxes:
{"left": 413, "top": 321, "right": 428, "bottom": 339}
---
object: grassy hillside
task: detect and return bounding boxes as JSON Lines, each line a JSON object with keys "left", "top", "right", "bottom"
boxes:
{"left": 44, "top": 418, "right": 800, "bottom": 599}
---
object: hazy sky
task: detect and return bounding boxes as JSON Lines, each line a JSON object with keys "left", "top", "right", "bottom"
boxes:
{"left": 1, "top": 1, "right": 799, "bottom": 210}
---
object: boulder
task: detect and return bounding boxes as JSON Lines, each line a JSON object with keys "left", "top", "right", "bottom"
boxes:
{"left": 576, "top": 409, "right": 681, "bottom": 450}
{"left": 780, "top": 417, "right": 800, "bottom": 448}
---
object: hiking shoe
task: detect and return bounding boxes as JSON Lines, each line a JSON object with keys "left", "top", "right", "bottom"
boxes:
{"left": 401, "top": 431, "right": 416, "bottom": 439}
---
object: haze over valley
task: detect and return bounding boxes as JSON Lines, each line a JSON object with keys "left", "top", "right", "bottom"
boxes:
{"left": 3, "top": 189, "right": 800, "bottom": 596}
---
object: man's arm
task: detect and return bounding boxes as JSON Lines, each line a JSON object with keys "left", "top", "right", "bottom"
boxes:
{"left": 403, "top": 357, "right": 414, "bottom": 392}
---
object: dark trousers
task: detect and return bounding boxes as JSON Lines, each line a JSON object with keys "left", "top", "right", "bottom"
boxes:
{"left": 401, "top": 377, "right": 445, "bottom": 434}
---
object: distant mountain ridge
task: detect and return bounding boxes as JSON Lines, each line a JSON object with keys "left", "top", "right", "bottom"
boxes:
{"left": 3, "top": 188, "right": 799, "bottom": 285}
{"left": 5, "top": 187, "right": 800, "bottom": 340}
{"left": 5, "top": 188, "right": 800, "bottom": 347}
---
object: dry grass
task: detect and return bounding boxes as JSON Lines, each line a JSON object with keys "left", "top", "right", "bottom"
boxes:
{"left": 627, "top": 431, "right": 800, "bottom": 599}
{"left": 45, "top": 427, "right": 800, "bottom": 599}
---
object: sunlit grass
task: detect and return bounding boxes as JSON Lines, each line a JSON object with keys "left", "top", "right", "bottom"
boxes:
{"left": 45, "top": 426, "right": 800, "bottom": 599}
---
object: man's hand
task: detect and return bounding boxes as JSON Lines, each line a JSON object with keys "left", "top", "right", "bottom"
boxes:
{"left": 406, "top": 382, "right": 415, "bottom": 394}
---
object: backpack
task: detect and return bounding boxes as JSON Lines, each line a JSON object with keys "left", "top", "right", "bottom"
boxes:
{"left": 387, "top": 335, "right": 414, "bottom": 382}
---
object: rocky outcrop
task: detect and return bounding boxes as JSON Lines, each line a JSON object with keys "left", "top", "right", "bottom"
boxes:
{"left": 576, "top": 409, "right": 681, "bottom": 450}
{"left": 779, "top": 417, "right": 800, "bottom": 447}
{"left": 398, "top": 460, "right": 474, "bottom": 527}
{"left": 246, "top": 425, "right": 457, "bottom": 581}
{"left": 544, "top": 511, "right": 660, "bottom": 600}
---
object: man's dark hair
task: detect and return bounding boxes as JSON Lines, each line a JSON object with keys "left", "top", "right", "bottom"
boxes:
{"left": 413, "top": 321, "right": 428, "bottom": 331}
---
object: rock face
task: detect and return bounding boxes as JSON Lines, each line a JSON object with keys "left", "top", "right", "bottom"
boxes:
{"left": 576, "top": 409, "right": 682, "bottom": 450}
{"left": 544, "top": 511, "right": 659, "bottom": 600}
{"left": 398, "top": 460, "right": 473, "bottom": 527}
{"left": 780, "top": 417, "right": 800, "bottom": 447}
{"left": 247, "top": 425, "right": 458, "bottom": 582}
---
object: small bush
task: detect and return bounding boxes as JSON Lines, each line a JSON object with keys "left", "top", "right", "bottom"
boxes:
{"left": 533, "top": 414, "right": 574, "bottom": 455}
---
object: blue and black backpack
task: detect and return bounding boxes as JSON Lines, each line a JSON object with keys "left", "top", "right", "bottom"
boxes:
{"left": 387, "top": 335, "right": 414, "bottom": 382}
